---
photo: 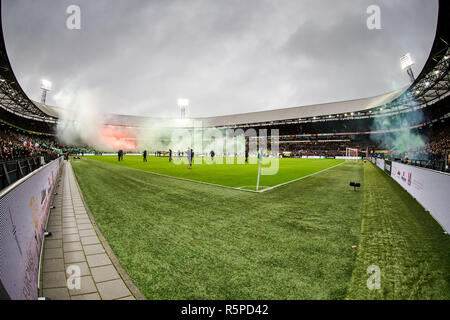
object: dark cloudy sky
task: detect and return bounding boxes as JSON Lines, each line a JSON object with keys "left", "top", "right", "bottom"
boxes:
{"left": 2, "top": 0, "right": 438, "bottom": 118}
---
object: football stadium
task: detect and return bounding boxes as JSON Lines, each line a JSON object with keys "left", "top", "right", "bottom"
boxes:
{"left": 0, "top": 0, "right": 449, "bottom": 305}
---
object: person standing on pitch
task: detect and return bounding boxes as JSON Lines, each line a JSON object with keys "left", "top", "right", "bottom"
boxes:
{"left": 169, "top": 149, "right": 173, "bottom": 162}
{"left": 118, "top": 150, "right": 121, "bottom": 162}
{"left": 143, "top": 150, "right": 147, "bottom": 162}
{"left": 210, "top": 150, "right": 215, "bottom": 162}
{"left": 187, "top": 147, "right": 193, "bottom": 169}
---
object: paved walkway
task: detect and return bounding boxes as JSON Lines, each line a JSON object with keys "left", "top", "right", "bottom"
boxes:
{"left": 39, "top": 161, "right": 143, "bottom": 300}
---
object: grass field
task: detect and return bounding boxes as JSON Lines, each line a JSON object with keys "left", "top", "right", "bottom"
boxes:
{"left": 84, "top": 155, "right": 345, "bottom": 191}
{"left": 71, "top": 157, "right": 450, "bottom": 299}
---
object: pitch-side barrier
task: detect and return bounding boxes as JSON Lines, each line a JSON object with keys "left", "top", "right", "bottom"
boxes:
{"left": 0, "top": 157, "right": 63, "bottom": 299}
{"left": 369, "top": 157, "right": 450, "bottom": 234}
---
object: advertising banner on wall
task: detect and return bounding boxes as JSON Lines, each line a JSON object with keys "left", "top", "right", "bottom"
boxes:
{"left": 384, "top": 160, "right": 392, "bottom": 175}
{"left": 390, "top": 161, "right": 450, "bottom": 233}
{"left": 376, "top": 158, "right": 385, "bottom": 171}
{"left": 0, "top": 158, "right": 61, "bottom": 300}
{"left": 301, "top": 156, "right": 326, "bottom": 159}
{"left": 335, "top": 156, "right": 362, "bottom": 160}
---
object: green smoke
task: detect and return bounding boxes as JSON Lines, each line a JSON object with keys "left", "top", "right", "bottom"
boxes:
{"left": 370, "top": 108, "right": 426, "bottom": 155}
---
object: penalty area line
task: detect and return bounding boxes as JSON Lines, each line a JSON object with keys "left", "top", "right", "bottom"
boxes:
{"left": 259, "top": 161, "right": 346, "bottom": 193}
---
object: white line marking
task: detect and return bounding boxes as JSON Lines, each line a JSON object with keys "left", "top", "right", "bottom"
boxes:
{"left": 84, "top": 158, "right": 260, "bottom": 193}
{"left": 259, "top": 161, "right": 346, "bottom": 192}
{"left": 237, "top": 186, "right": 270, "bottom": 190}
{"left": 83, "top": 158, "right": 345, "bottom": 194}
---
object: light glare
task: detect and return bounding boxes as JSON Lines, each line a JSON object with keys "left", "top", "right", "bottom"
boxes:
{"left": 40, "top": 79, "right": 52, "bottom": 91}
{"left": 400, "top": 53, "right": 414, "bottom": 70}
{"left": 177, "top": 98, "right": 189, "bottom": 107}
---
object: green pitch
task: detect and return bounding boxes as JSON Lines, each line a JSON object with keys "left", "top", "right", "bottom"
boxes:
{"left": 72, "top": 158, "right": 450, "bottom": 299}
{"left": 84, "top": 155, "right": 345, "bottom": 191}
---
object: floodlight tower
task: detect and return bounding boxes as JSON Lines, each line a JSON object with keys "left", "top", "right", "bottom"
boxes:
{"left": 400, "top": 53, "right": 415, "bottom": 84}
{"left": 177, "top": 98, "right": 189, "bottom": 119}
{"left": 40, "top": 79, "right": 52, "bottom": 104}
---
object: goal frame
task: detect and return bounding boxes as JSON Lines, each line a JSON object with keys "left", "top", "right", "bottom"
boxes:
{"left": 345, "top": 148, "right": 359, "bottom": 161}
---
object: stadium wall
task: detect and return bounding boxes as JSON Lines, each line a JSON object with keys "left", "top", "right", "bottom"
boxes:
{"left": 0, "top": 157, "right": 62, "bottom": 300}
{"left": 370, "top": 158, "right": 450, "bottom": 234}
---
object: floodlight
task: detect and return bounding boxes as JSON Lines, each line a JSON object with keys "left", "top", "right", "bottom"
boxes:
{"left": 177, "top": 98, "right": 189, "bottom": 107}
{"left": 40, "top": 79, "right": 52, "bottom": 104}
{"left": 400, "top": 53, "right": 414, "bottom": 70}
{"left": 177, "top": 98, "right": 189, "bottom": 119}
{"left": 40, "top": 79, "right": 52, "bottom": 91}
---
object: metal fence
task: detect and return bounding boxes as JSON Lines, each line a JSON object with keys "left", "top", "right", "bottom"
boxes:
{"left": 0, "top": 154, "right": 59, "bottom": 190}
{"left": 408, "top": 159, "right": 448, "bottom": 173}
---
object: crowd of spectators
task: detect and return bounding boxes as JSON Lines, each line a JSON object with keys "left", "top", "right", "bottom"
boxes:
{"left": 0, "top": 127, "right": 60, "bottom": 162}
{"left": 397, "top": 121, "right": 450, "bottom": 162}
{"left": 420, "top": 125, "right": 449, "bottom": 160}
{"left": 279, "top": 140, "right": 376, "bottom": 157}
{"left": 1, "top": 117, "right": 448, "bottom": 165}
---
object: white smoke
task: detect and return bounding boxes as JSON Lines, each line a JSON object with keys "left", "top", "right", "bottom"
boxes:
{"left": 53, "top": 88, "right": 109, "bottom": 150}
{"left": 136, "top": 118, "right": 246, "bottom": 157}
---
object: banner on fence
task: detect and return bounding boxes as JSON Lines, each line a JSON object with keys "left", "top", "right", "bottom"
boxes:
{"left": 376, "top": 158, "right": 385, "bottom": 171}
{"left": 390, "top": 161, "right": 450, "bottom": 233}
{"left": 0, "top": 158, "right": 61, "bottom": 300}
{"left": 384, "top": 160, "right": 392, "bottom": 175}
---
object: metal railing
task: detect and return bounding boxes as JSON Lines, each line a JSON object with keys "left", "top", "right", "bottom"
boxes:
{"left": 407, "top": 159, "right": 448, "bottom": 173}
{"left": 0, "top": 154, "right": 59, "bottom": 190}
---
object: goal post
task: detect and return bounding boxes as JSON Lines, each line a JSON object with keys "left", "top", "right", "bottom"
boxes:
{"left": 346, "top": 148, "right": 359, "bottom": 161}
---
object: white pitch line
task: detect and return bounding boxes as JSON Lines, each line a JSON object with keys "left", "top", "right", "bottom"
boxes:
{"left": 84, "top": 158, "right": 260, "bottom": 193}
{"left": 84, "top": 158, "right": 345, "bottom": 194}
{"left": 258, "top": 161, "right": 346, "bottom": 193}
{"left": 237, "top": 186, "right": 270, "bottom": 191}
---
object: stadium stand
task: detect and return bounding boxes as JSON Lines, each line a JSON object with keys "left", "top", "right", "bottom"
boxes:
{"left": 0, "top": 0, "right": 448, "bottom": 177}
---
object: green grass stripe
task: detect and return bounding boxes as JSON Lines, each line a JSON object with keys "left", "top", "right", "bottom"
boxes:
{"left": 345, "top": 162, "right": 450, "bottom": 300}
{"left": 84, "top": 155, "right": 344, "bottom": 189}
{"left": 72, "top": 159, "right": 363, "bottom": 299}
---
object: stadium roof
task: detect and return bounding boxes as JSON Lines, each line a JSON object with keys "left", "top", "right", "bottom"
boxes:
{"left": 199, "top": 88, "right": 407, "bottom": 127}
{"left": 0, "top": 5, "right": 57, "bottom": 123}
{"left": 0, "top": 0, "right": 448, "bottom": 129}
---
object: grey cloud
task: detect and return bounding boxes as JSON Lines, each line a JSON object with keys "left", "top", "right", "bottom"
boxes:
{"left": 2, "top": 0, "right": 439, "bottom": 118}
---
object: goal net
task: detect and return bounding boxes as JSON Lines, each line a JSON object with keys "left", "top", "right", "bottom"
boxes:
{"left": 345, "top": 148, "right": 359, "bottom": 161}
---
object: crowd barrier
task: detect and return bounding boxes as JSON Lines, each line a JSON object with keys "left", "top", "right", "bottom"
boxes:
{"left": 0, "top": 154, "right": 59, "bottom": 190}
{"left": 0, "top": 157, "right": 62, "bottom": 300}
{"left": 369, "top": 157, "right": 450, "bottom": 233}
{"left": 376, "top": 158, "right": 385, "bottom": 171}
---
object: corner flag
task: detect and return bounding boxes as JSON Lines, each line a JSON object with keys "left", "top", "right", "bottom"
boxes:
{"left": 256, "top": 148, "right": 262, "bottom": 191}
